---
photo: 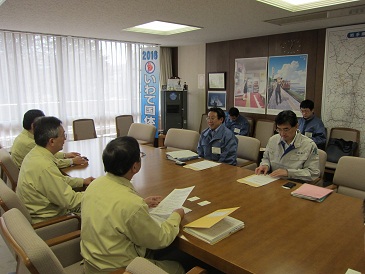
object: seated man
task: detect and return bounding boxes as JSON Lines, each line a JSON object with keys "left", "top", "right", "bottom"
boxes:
{"left": 16, "top": 116, "right": 94, "bottom": 223}
{"left": 197, "top": 107, "right": 238, "bottom": 165}
{"left": 298, "top": 99, "right": 326, "bottom": 150}
{"left": 80, "top": 136, "right": 185, "bottom": 274}
{"left": 225, "top": 107, "right": 250, "bottom": 136}
{"left": 255, "top": 110, "right": 320, "bottom": 182}
{"left": 11, "top": 109, "right": 88, "bottom": 168}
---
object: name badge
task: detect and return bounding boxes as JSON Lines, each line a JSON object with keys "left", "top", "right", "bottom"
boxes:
{"left": 305, "top": 132, "right": 313, "bottom": 138}
{"left": 212, "top": 147, "right": 221, "bottom": 154}
{"left": 234, "top": 128, "right": 240, "bottom": 134}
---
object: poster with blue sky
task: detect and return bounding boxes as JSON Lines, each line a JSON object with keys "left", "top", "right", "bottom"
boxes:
{"left": 266, "top": 54, "right": 308, "bottom": 115}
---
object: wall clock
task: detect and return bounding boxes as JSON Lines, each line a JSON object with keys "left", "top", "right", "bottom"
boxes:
{"left": 281, "top": 39, "right": 301, "bottom": 54}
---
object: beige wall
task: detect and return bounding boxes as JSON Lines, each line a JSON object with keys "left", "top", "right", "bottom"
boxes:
{"left": 178, "top": 44, "right": 206, "bottom": 132}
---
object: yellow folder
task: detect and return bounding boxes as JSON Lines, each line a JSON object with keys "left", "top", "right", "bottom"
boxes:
{"left": 184, "top": 207, "right": 239, "bottom": 228}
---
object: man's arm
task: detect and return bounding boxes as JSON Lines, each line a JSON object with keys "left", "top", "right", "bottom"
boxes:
{"left": 39, "top": 166, "right": 83, "bottom": 209}
{"left": 218, "top": 134, "right": 238, "bottom": 165}
{"left": 312, "top": 122, "right": 327, "bottom": 147}
{"left": 287, "top": 144, "right": 320, "bottom": 182}
{"left": 239, "top": 117, "right": 250, "bottom": 136}
{"left": 125, "top": 205, "right": 181, "bottom": 250}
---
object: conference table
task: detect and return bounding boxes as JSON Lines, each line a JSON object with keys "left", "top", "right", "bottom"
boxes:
{"left": 62, "top": 137, "right": 365, "bottom": 274}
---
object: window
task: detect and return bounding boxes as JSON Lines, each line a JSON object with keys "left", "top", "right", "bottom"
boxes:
{"left": 0, "top": 31, "right": 151, "bottom": 147}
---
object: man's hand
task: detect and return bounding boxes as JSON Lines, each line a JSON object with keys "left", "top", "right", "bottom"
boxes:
{"left": 83, "top": 177, "right": 95, "bottom": 186}
{"left": 269, "top": 168, "right": 288, "bottom": 178}
{"left": 255, "top": 165, "right": 269, "bottom": 175}
{"left": 144, "top": 196, "right": 162, "bottom": 208}
{"left": 72, "top": 156, "right": 89, "bottom": 165}
{"left": 65, "top": 152, "right": 81, "bottom": 158}
{"left": 173, "top": 208, "right": 185, "bottom": 219}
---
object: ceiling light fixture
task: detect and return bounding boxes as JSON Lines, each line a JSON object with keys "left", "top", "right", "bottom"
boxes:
{"left": 256, "top": 0, "right": 360, "bottom": 12}
{"left": 124, "top": 21, "right": 201, "bottom": 35}
{"left": 0, "top": 0, "right": 6, "bottom": 6}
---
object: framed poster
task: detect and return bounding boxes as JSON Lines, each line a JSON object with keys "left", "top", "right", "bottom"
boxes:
{"left": 207, "top": 91, "right": 226, "bottom": 110}
{"left": 208, "top": 72, "right": 226, "bottom": 90}
{"left": 266, "top": 54, "right": 308, "bottom": 116}
{"left": 234, "top": 57, "right": 268, "bottom": 114}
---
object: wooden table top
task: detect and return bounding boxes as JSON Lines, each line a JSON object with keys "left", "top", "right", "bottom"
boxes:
{"left": 62, "top": 138, "right": 365, "bottom": 274}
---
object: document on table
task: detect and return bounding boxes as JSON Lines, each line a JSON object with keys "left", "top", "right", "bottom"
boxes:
{"left": 150, "top": 186, "right": 195, "bottom": 218}
{"left": 184, "top": 160, "right": 221, "bottom": 171}
{"left": 237, "top": 174, "right": 278, "bottom": 187}
{"left": 166, "top": 150, "right": 198, "bottom": 161}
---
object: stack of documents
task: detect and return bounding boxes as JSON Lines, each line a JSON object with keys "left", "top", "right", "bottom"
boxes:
{"left": 166, "top": 150, "right": 199, "bottom": 162}
{"left": 237, "top": 174, "right": 278, "bottom": 187}
{"left": 291, "top": 183, "right": 333, "bottom": 202}
{"left": 183, "top": 207, "right": 244, "bottom": 245}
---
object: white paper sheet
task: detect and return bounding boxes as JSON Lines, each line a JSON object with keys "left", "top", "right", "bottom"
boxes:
{"left": 150, "top": 186, "right": 195, "bottom": 217}
{"left": 184, "top": 160, "right": 221, "bottom": 171}
{"left": 237, "top": 174, "right": 278, "bottom": 187}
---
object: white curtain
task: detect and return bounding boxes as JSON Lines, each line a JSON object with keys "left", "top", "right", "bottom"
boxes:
{"left": 160, "top": 47, "right": 173, "bottom": 87}
{"left": 0, "top": 31, "right": 149, "bottom": 147}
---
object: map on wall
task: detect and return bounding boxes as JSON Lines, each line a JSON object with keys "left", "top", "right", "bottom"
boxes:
{"left": 234, "top": 57, "right": 267, "bottom": 114}
{"left": 322, "top": 24, "right": 365, "bottom": 157}
{"left": 266, "top": 54, "right": 308, "bottom": 116}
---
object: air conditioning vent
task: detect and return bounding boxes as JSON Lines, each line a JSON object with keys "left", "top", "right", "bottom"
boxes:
{"left": 265, "top": 5, "right": 365, "bottom": 25}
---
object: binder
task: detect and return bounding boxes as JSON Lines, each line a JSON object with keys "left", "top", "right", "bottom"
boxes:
{"left": 183, "top": 216, "right": 244, "bottom": 245}
{"left": 183, "top": 207, "right": 244, "bottom": 245}
{"left": 291, "top": 183, "right": 333, "bottom": 202}
{"left": 166, "top": 150, "right": 199, "bottom": 162}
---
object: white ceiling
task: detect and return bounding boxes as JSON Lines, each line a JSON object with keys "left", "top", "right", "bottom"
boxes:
{"left": 0, "top": 0, "right": 365, "bottom": 47}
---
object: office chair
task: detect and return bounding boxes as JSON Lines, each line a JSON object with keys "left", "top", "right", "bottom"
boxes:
{"left": 253, "top": 119, "right": 275, "bottom": 150}
{"left": 0, "top": 208, "right": 83, "bottom": 274}
{"left": 122, "top": 257, "right": 207, "bottom": 274}
{"left": 329, "top": 156, "right": 365, "bottom": 200}
{"left": 116, "top": 115, "right": 134, "bottom": 137}
{"left": 0, "top": 179, "right": 80, "bottom": 241}
{"left": 325, "top": 127, "right": 360, "bottom": 174}
{"left": 199, "top": 114, "right": 208, "bottom": 134}
{"left": 72, "top": 119, "right": 97, "bottom": 141}
{"left": 0, "top": 148, "right": 19, "bottom": 191}
{"left": 127, "top": 123, "right": 156, "bottom": 145}
{"left": 246, "top": 117, "right": 254, "bottom": 137}
{"left": 313, "top": 149, "right": 327, "bottom": 186}
{"left": 236, "top": 135, "right": 261, "bottom": 170}
{"left": 164, "top": 128, "right": 200, "bottom": 152}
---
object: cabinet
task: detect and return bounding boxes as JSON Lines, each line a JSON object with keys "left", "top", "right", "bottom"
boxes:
{"left": 161, "top": 88, "right": 188, "bottom": 134}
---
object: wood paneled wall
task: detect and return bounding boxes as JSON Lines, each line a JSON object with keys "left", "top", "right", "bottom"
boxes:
{"left": 206, "top": 29, "right": 326, "bottom": 122}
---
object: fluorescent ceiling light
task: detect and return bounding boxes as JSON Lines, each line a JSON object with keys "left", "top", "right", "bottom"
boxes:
{"left": 256, "top": 0, "right": 360, "bottom": 12}
{"left": 124, "top": 21, "right": 201, "bottom": 35}
{"left": 0, "top": 0, "right": 6, "bottom": 6}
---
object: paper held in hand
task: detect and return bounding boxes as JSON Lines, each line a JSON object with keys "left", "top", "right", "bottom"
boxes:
{"left": 150, "top": 186, "right": 195, "bottom": 219}
{"left": 183, "top": 207, "right": 244, "bottom": 245}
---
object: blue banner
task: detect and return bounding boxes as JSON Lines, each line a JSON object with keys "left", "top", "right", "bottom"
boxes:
{"left": 141, "top": 47, "right": 160, "bottom": 137}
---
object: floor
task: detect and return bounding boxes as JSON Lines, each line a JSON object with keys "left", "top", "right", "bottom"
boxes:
{"left": 0, "top": 233, "right": 16, "bottom": 274}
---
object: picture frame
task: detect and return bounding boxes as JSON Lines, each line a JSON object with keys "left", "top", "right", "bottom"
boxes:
{"left": 208, "top": 72, "right": 226, "bottom": 90}
{"left": 207, "top": 91, "right": 226, "bottom": 110}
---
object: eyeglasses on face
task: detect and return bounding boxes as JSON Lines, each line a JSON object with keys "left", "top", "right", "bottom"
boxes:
{"left": 57, "top": 132, "right": 67, "bottom": 139}
{"left": 206, "top": 116, "right": 218, "bottom": 121}
{"left": 275, "top": 127, "right": 292, "bottom": 133}
{"left": 140, "top": 152, "right": 146, "bottom": 158}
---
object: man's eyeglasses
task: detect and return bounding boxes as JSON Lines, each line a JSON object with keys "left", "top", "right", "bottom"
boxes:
{"left": 58, "top": 132, "right": 67, "bottom": 139}
{"left": 140, "top": 152, "right": 146, "bottom": 158}
{"left": 275, "top": 127, "right": 292, "bottom": 133}
{"left": 206, "top": 117, "right": 217, "bottom": 121}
